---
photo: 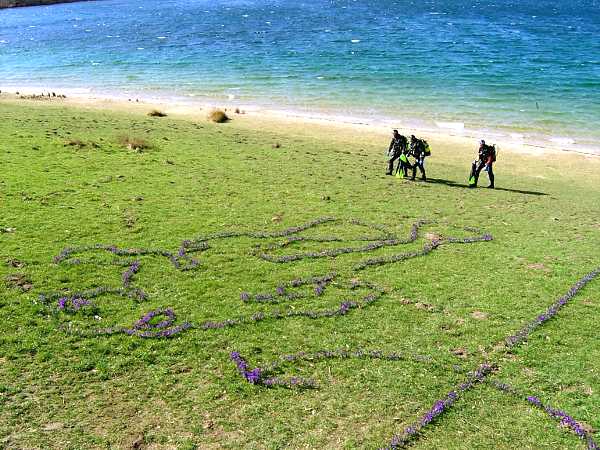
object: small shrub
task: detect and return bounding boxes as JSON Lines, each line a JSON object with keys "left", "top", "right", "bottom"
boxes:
{"left": 147, "top": 109, "right": 167, "bottom": 117}
{"left": 118, "top": 135, "right": 152, "bottom": 152}
{"left": 208, "top": 109, "right": 229, "bottom": 123}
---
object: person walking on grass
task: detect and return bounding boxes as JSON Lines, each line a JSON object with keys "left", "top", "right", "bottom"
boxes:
{"left": 386, "top": 130, "right": 409, "bottom": 176}
{"left": 468, "top": 140, "right": 496, "bottom": 188}
{"left": 409, "top": 135, "right": 428, "bottom": 181}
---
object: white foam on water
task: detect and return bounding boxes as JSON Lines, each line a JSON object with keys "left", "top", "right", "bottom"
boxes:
{"left": 510, "top": 133, "right": 524, "bottom": 140}
{"left": 317, "top": 76, "right": 324, "bottom": 79}
{"left": 137, "top": 47, "right": 145, "bottom": 50}
{"left": 228, "top": 94, "right": 236, "bottom": 100}
{"left": 436, "top": 121, "right": 465, "bottom": 131}
{"left": 157, "top": 36, "right": 167, "bottom": 39}
{"left": 0, "top": 40, "right": 7, "bottom": 44}
{"left": 351, "top": 39, "right": 360, "bottom": 43}
{"left": 550, "top": 137, "right": 576, "bottom": 146}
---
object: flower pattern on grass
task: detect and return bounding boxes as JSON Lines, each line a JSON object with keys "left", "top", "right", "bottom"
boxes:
{"left": 385, "top": 364, "right": 494, "bottom": 449}
{"left": 230, "top": 348, "right": 443, "bottom": 389}
{"left": 49, "top": 217, "right": 600, "bottom": 449}
{"left": 95, "top": 308, "right": 193, "bottom": 338}
{"left": 240, "top": 273, "right": 336, "bottom": 304}
{"left": 491, "top": 380, "right": 599, "bottom": 449}
{"left": 505, "top": 267, "right": 600, "bottom": 347}
{"left": 382, "top": 266, "right": 600, "bottom": 449}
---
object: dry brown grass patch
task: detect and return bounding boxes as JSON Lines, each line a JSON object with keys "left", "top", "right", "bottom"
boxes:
{"left": 118, "top": 135, "right": 152, "bottom": 152}
{"left": 64, "top": 139, "right": 87, "bottom": 149}
{"left": 147, "top": 109, "right": 167, "bottom": 117}
{"left": 208, "top": 109, "right": 229, "bottom": 123}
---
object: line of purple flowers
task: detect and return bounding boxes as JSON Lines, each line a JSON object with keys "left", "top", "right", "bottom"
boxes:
{"left": 122, "top": 260, "right": 141, "bottom": 287}
{"left": 240, "top": 273, "right": 337, "bottom": 303}
{"left": 386, "top": 364, "right": 494, "bottom": 449}
{"left": 255, "top": 220, "right": 433, "bottom": 264}
{"left": 81, "top": 277, "right": 383, "bottom": 338}
{"left": 491, "top": 380, "right": 598, "bottom": 449}
{"left": 53, "top": 242, "right": 205, "bottom": 272}
{"left": 57, "top": 296, "right": 92, "bottom": 311}
{"left": 95, "top": 308, "right": 193, "bottom": 338}
{"left": 356, "top": 232, "right": 493, "bottom": 271}
{"left": 229, "top": 347, "right": 463, "bottom": 391}
{"left": 40, "top": 285, "right": 147, "bottom": 306}
{"left": 230, "top": 351, "right": 314, "bottom": 387}
{"left": 506, "top": 266, "right": 600, "bottom": 347}
{"left": 383, "top": 267, "right": 600, "bottom": 449}
{"left": 256, "top": 220, "right": 493, "bottom": 267}
{"left": 202, "top": 280, "right": 384, "bottom": 331}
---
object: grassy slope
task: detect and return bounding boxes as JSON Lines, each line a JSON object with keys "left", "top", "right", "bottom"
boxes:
{"left": 0, "top": 100, "right": 599, "bottom": 449}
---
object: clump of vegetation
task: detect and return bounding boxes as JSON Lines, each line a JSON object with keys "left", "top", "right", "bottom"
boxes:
{"left": 118, "top": 135, "right": 152, "bottom": 152}
{"left": 147, "top": 109, "right": 167, "bottom": 117}
{"left": 64, "top": 139, "right": 86, "bottom": 149}
{"left": 208, "top": 109, "right": 229, "bottom": 123}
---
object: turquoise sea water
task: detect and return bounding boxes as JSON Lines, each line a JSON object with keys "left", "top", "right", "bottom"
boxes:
{"left": 1, "top": 0, "right": 599, "bottom": 151}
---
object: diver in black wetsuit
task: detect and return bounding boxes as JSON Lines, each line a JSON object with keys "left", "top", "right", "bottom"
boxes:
{"left": 409, "top": 135, "right": 427, "bottom": 181}
{"left": 386, "top": 130, "right": 409, "bottom": 175}
{"left": 469, "top": 140, "right": 496, "bottom": 188}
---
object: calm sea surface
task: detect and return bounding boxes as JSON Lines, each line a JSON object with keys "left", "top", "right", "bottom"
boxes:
{"left": 1, "top": 0, "right": 599, "bottom": 150}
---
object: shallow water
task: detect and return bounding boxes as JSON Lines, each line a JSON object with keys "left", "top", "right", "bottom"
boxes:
{"left": 1, "top": 0, "right": 599, "bottom": 151}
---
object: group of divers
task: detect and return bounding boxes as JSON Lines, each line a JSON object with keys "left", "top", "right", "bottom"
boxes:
{"left": 385, "top": 129, "right": 497, "bottom": 188}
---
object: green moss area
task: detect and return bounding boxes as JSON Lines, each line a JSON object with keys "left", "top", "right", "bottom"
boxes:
{"left": 0, "top": 101, "right": 599, "bottom": 449}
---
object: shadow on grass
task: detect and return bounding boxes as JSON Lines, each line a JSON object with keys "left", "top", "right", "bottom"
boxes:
{"left": 426, "top": 178, "right": 548, "bottom": 196}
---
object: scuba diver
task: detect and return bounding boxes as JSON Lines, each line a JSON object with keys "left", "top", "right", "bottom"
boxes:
{"left": 386, "top": 130, "right": 409, "bottom": 176}
{"left": 409, "top": 135, "right": 429, "bottom": 181}
{"left": 468, "top": 140, "right": 496, "bottom": 188}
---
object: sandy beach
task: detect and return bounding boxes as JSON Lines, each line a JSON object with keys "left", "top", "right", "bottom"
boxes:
{"left": 2, "top": 85, "right": 598, "bottom": 161}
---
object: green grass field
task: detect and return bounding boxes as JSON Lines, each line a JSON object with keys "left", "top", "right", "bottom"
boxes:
{"left": 1, "top": 100, "right": 599, "bottom": 449}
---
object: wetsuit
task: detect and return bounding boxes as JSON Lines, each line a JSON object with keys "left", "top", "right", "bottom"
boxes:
{"left": 471, "top": 144, "right": 495, "bottom": 188}
{"left": 387, "top": 135, "right": 408, "bottom": 175}
{"left": 409, "top": 138, "right": 427, "bottom": 181}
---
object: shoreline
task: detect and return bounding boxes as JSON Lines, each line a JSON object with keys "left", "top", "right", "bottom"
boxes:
{"left": 1, "top": 85, "right": 598, "bottom": 159}
{"left": 0, "top": 0, "right": 93, "bottom": 8}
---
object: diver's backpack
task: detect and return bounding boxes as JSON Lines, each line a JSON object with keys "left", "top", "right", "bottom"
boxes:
{"left": 422, "top": 139, "right": 431, "bottom": 156}
{"left": 490, "top": 145, "right": 497, "bottom": 162}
